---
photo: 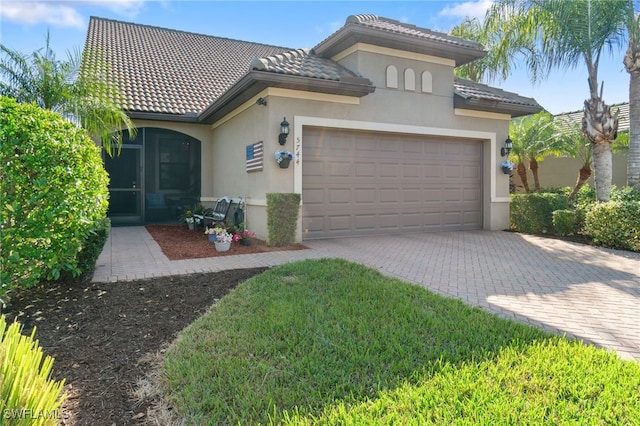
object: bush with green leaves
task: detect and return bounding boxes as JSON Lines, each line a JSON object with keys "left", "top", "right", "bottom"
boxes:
{"left": 610, "top": 185, "right": 640, "bottom": 202}
{"left": 75, "top": 218, "right": 111, "bottom": 277}
{"left": 584, "top": 201, "right": 640, "bottom": 252}
{"left": 0, "top": 316, "right": 66, "bottom": 425}
{"left": 0, "top": 97, "right": 109, "bottom": 293}
{"left": 510, "top": 193, "right": 568, "bottom": 234}
{"left": 552, "top": 209, "right": 578, "bottom": 236}
{"left": 266, "top": 193, "right": 301, "bottom": 246}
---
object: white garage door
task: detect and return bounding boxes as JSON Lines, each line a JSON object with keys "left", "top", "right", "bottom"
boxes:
{"left": 301, "top": 127, "right": 483, "bottom": 239}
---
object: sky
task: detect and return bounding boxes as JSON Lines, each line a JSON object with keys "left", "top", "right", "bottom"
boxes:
{"left": 0, "top": 0, "right": 630, "bottom": 114}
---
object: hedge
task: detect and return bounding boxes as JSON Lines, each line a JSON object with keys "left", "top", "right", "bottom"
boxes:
{"left": 0, "top": 97, "right": 109, "bottom": 294}
{"left": 266, "top": 193, "right": 301, "bottom": 247}
{"left": 510, "top": 193, "right": 568, "bottom": 234}
{"left": 584, "top": 201, "right": 640, "bottom": 252}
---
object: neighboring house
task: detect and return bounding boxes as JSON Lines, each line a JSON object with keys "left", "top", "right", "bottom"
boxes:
{"left": 528, "top": 103, "right": 629, "bottom": 191}
{"left": 84, "top": 14, "right": 542, "bottom": 241}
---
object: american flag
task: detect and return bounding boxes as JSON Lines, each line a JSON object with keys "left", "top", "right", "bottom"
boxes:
{"left": 246, "top": 141, "right": 263, "bottom": 172}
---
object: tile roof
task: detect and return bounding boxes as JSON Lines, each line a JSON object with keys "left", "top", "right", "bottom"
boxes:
{"left": 554, "top": 102, "right": 629, "bottom": 133}
{"left": 250, "top": 48, "right": 366, "bottom": 81}
{"left": 314, "top": 14, "right": 486, "bottom": 66}
{"left": 344, "top": 14, "right": 484, "bottom": 51}
{"left": 453, "top": 77, "right": 542, "bottom": 116}
{"left": 84, "top": 17, "right": 291, "bottom": 115}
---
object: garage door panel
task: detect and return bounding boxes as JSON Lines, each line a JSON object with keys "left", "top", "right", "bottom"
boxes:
{"left": 355, "top": 162, "right": 376, "bottom": 177}
{"left": 329, "top": 188, "right": 351, "bottom": 203}
{"left": 303, "top": 160, "right": 325, "bottom": 177}
{"left": 354, "top": 214, "right": 376, "bottom": 230}
{"left": 379, "top": 189, "right": 400, "bottom": 203}
{"left": 302, "top": 188, "right": 325, "bottom": 204}
{"left": 302, "top": 127, "right": 482, "bottom": 239}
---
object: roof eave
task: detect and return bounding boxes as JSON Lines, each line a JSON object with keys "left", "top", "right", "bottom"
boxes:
{"left": 128, "top": 111, "right": 201, "bottom": 123}
{"left": 198, "top": 70, "right": 375, "bottom": 124}
{"left": 454, "top": 96, "right": 543, "bottom": 118}
{"left": 314, "top": 25, "right": 486, "bottom": 66}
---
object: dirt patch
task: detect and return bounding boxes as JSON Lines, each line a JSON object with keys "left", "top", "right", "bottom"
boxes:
{"left": 3, "top": 268, "right": 268, "bottom": 425}
{"left": 146, "top": 224, "right": 307, "bottom": 260}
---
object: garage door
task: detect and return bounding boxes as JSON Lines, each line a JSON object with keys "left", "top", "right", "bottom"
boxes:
{"left": 301, "top": 127, "right": 482, "bottom": 239}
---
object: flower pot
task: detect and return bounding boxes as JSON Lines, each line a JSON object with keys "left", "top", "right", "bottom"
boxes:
{"left": 279, "top": 157, "right": 291, "bottom": 169}
{"left": 208, "top": 234, "right": 217, "bottom": 243}
{"left": 188, "top": 222, "right": 195, "bottom": 230}
{"left": 241, "top": 238, "right": 251, "bottom": 246}
{"left": 501, "top": 166, "right": 512, "bottom": 175}
{"left": 214, "top": 241, "right": 231, "bottom": 252}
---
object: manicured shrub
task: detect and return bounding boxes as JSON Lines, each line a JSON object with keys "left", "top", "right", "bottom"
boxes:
{"left": 584, "top": 201, "right": 640, "bottom": 252}
{"left": 552, "top": 209, "right": 578, "bottom": 236}
{"left": 0, "top": 315, "right": 66, "bottom": 425}
{"left": 0, "top": 97, "right": 109, "bottom": 294}
{"left": 75, "top": 218, "right": 111, "bottom": 277}
{"left": 611, "top": 185, "right": 640, "bottom": 202}
{"left": 510, "top": 193, "right": 568, "bottom": 234}
{"left": 266, "top": 193, "right": 301, "bottom": 247}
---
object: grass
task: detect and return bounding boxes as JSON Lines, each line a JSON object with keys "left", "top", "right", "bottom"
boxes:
{"left": 162, "top": 259, "right": 640, "bottom": 425}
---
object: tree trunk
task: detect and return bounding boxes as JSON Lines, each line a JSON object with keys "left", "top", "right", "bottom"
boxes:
{"left": 592, "top": 142, "right": 612, "bottom": 202}
{"left": 581, "top": 96, "right": 618, "bottom": 202}
{"left": 568, "top": 164, "right": 592, "bottom": 202}
{"left": 516, "top": 162, "right": 530, "bottom": 193}
{"left": 529, "top": 158, "right": 540, "bottom": 192}
{"left": 625, "top": 45, "right": 640, "bottom": 187}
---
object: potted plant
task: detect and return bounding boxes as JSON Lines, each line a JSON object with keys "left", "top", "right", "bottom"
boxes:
{"left": 204, "top": 227, "right": 233, "bottom": 251}
{"left": 179, "top": 209, "right": 195, "bottom": 230}
{"left": 500, "top": 160, "right": 515, "bottom": 175}
{"left": 240, "top": 229, "right": 256, "bottom": 246}
{"left": 275, "top": 150, "right": 295, "bottom": 168}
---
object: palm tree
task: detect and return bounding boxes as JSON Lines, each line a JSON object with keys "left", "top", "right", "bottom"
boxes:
{"left": 509, "top": 111, "right": 558, "bottom": 192}
{"left": 485, "top": 0, "right": 627, "bottom": 201}
{"left": 0, "top": 32, "right": 134, "bottom": 156}
{"left": 623, "top": 8, "right": 640, "bottom": 187}
{"left": 552, "top": 123, "right": 593, "bottom": 201}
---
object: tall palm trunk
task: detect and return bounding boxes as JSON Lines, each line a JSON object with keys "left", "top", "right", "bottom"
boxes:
{"left": 582, "top": 92, "right": 619, "bottom": 202}
{"left": 568, "top": 165, "right": 592, "bottom": 202}
{"left": 529, "top": 158, "right": 541, "bottom": 192}
{"left": 624, "top": 37, "right": 640, "bottom": 187}
{"left": 516, "top": 162, "right": 530, "bottom": 193}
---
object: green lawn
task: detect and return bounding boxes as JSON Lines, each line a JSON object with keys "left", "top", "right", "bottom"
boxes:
{"left": 162, "top": 259, "right": 640, "bottom": 425}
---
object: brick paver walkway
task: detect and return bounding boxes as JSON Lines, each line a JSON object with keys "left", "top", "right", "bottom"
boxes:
{"left": 94, "top": 227, "right": 640, "bottom": 360}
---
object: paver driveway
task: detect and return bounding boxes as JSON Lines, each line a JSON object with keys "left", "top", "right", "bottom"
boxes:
{"left": 94, "top": 227, "right": 640, "bottom": 360}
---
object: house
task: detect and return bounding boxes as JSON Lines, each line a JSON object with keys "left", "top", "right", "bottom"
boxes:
{"left": 84, "top": 14, "right": 542, "bottom": 241}
{"left": 523, "top": 103, "right": 629, "bottom": 191}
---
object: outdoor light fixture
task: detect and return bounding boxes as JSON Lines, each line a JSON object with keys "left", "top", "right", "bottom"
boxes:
{"left": 501, "top": 137, "right": 513, "bottom": 157}
{"left": 279, "top": 117, "right": 290, "bottom": 145}
{"left": 256, "top": 97, "right": 267, "bottom": 106}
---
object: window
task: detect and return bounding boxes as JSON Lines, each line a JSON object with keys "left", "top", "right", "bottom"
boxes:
{"left": 421, "top": 71, "right": 433, "bottom": 93}
{"left": 386, "top": 65, "right": 398, "bottom": 89}
{"left": 404, "top": 68, "right": 416, "bottom": 91}
{"left": 159, "top": 138, "right": 191, "bottom": 190}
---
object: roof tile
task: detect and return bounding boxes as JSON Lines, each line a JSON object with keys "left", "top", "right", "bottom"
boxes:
{"left": 454, "top": 77, "right": 540, "bottom": 108}
{"left": 84, "top": 17, "right": 291, "bottom": 115}
{"left": 250, "top": 48, "right": 364, "bottom": 81}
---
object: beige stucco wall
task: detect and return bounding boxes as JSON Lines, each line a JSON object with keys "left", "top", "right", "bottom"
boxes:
{"left": 513, "top": 152, "right": 629, "bottom": 192}
{"left": 202, "top": 45, "right": 515, "bottom": 240}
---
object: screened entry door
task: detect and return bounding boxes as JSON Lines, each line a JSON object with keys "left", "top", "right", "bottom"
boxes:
{"left": 104, "top": 145, "right": 143, "bottom": 225}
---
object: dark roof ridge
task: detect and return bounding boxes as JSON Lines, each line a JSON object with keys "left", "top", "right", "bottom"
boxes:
{"left": 88, "top": 16, "right": 293, "bottom": 51}
{"left": 344, "top": 14, "right": 484, "bottom": 50}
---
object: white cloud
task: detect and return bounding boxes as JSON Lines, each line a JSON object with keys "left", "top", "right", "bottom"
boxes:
{"left": 438, "top": 0, "right": 494, "bottom": 21}
{"left": 0, "top": 1, "right": 84, "bottom": 28}
{"left": 0, "top": 0, "right": 148, "bottom": 28}
{"left": 71, "top": 0, "right": 146, "bottom": 19}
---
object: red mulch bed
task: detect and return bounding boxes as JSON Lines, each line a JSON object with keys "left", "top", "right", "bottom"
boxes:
{"left": 145, "top": 224, "right": 308, "bottom": 260}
